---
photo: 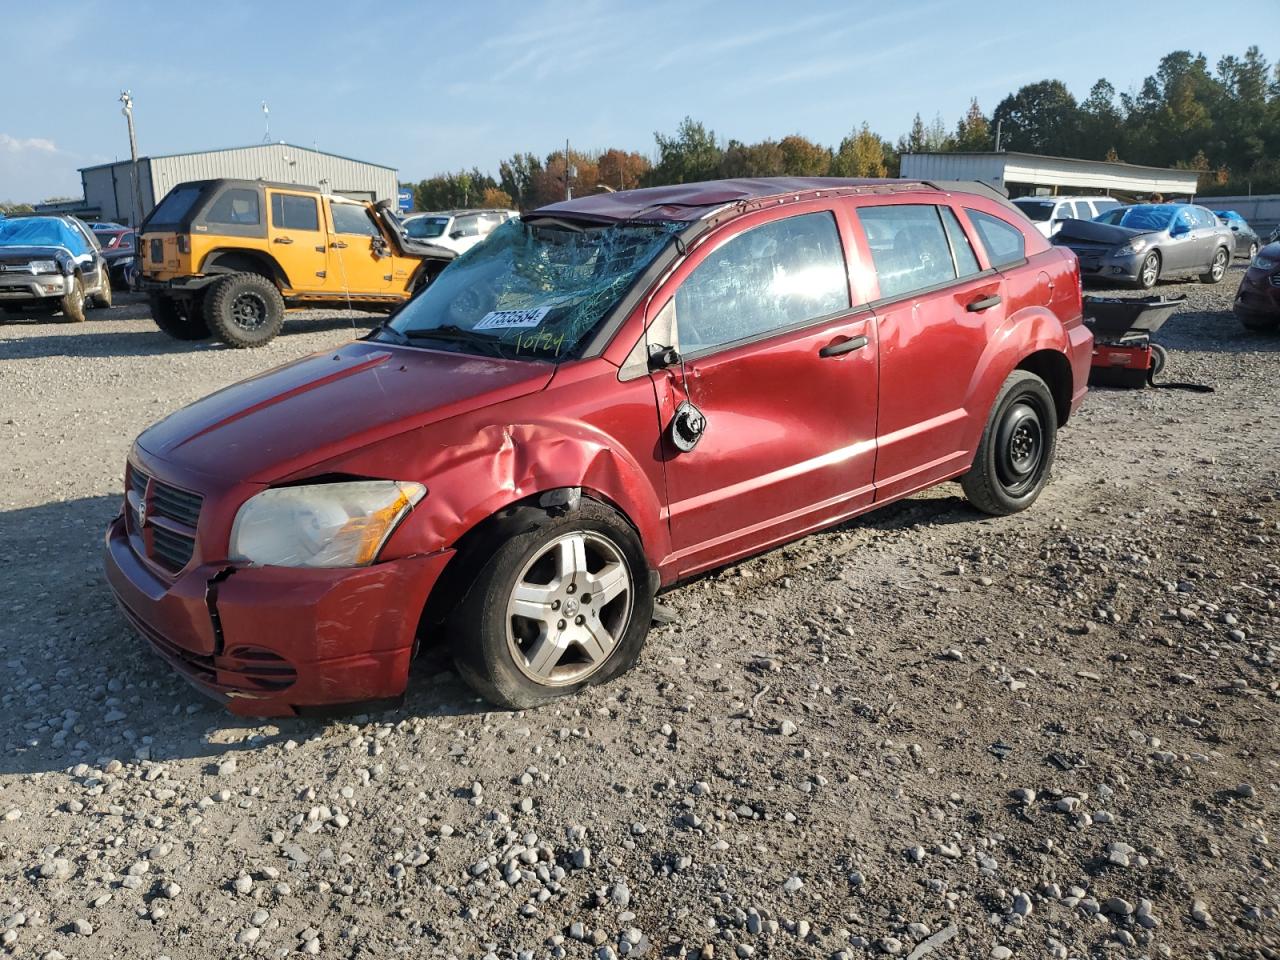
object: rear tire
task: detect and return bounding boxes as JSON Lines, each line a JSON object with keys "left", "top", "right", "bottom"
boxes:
{"left": 149, "top": 292, "right": 211, "bottom": 341}
{"left": 58, "top": 276, "right": 86, "bottom": 323}
{"left": 1199, "top": 246, "right": 1229, "bottom": 284}
{"left": 961, "top": 370, "right": 1058, "bottom": 516}
{"left": 204, "top": 273, "right": 285, "bottom": 348}
{"left": 449, "top": 500, "right": 655, "bottom": 709}
{"left": 90, "top": 275, "right": 112, "bottom": 309}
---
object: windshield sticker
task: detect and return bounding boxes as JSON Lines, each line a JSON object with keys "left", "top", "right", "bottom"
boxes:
{"left": 474, "top": 306, "right": 553, "bottom": 330}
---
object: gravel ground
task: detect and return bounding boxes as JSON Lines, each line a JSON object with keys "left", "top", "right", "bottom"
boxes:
{"left": 1, "top": 272, "right": 1277, "bottom": 960}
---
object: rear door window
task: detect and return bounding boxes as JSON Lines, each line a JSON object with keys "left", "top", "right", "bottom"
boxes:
{"left": 329, "top": 202, "right": 380, "bottom": 237}
{"left": 965, "top": 210, "right": 1026, "bottom": 268}
{"left": 939, "top": 207, "right": 981, "bottom": 278}
{"left": 271, "top": 193, "right": 320, "bottom": 231}
{"left": 674, "top": 211, "right": 850, "bottom": 353}
{"left": 205, "top": 188, "right": 261, "bottom": 226}
{"left": 856, "top": 204, "right": 960, "bottom": 299}
{"left": 1072, "top": 202, "right": 1093, "bottom": 219}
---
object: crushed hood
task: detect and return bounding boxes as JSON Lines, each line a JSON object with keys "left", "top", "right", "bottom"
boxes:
{"left": 1053, "top": 220, "right": 1150, "bottom": 245}
{"left": 136, "top": 339, "right": 554, "bottom": 482}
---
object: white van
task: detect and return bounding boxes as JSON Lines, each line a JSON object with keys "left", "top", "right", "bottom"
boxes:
{"left": 1012, "top": 196, "right": 1123, "bottom": 237}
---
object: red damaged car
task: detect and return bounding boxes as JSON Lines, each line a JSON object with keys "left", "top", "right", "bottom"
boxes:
{"left": 104, "top": 177, "right": 1091, "bottom": 715}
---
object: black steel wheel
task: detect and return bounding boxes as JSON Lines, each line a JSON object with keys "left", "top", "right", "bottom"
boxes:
{"left": 961, "top": 370, "right": 1058, "bottom": 516}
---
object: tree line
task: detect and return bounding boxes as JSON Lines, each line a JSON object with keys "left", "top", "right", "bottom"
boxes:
{"left": 408, "top": 45, "right": 1279, "bottom": 213}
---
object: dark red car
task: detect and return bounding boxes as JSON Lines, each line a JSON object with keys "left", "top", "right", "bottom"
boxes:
{"left": 1233, "top": 241, "right": 1280, "bottom": 332}
{"left": 104, "top": 177, "right": 1091, "bottom": 715}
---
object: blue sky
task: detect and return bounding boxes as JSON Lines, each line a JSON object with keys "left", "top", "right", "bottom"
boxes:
{"left": 0, "top": 0, "right": 1270, "bottom": 202}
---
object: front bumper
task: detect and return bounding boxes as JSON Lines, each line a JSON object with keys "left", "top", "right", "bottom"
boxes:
{"left": 1070, "top": 249, "right": 1144, "bottom": 282}
{"left": 104, "top": 513, "right": 454, "bottom": 716}
{"left": 1233, "top": 273, "right": 1280, "bottom": 319}
{"left": 0, "top": 272, "right": 70, "bottom": 300}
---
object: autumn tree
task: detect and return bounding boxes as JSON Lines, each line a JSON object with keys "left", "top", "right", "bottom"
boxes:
{"left": 830, "top": 124, "right": 888, "bottom": 177}
{"left": 596, "top": 149, "right": 651, "bottom": 191}
{"left": 479, "top": 187, "right": 514, "bottom": 208}
{"left": 953, "top": 99, "right": 991, "bottom": 151}
{"left": 778, "top": 134, "right": 831, "bottom": 175}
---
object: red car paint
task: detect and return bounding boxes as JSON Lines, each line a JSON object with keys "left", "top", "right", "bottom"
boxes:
{"left": 104, "top": 178, "right": 1091, "bottom": 716}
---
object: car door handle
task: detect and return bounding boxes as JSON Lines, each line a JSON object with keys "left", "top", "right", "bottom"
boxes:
{"left": 818, "top": 335, "right": 868, "bottom": 358}
{"left": 966, "top": 294, "right": 1002, "bottom": 312}
{"left": 330, "top": 241, "right": 348, "bottom": 249}
{"left": 273, "top": 236, "right": 293, "bottom": 245}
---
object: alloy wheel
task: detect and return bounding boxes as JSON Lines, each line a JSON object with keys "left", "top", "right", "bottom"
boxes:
{"left": 1211, "top": 249, "right": 1227, "bottom": 281}
{"left": 231, "top": 292, "right": 268, "bottom": 330}
{"left": 1141, "top": 255, "right": 1159, "bottom": 288}
{"left": 505, "top": 531, "right": 633, "bottom": 686}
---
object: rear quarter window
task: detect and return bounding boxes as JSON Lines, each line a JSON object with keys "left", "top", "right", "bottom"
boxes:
{"left": 966, "top": 210, "right": 1026, "bottom": 268}
{"left": 205, "top": 188, "right": 261, "bottom": 226}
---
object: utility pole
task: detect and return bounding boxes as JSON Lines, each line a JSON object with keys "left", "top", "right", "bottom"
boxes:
{"left": 564, "top": 138, "right": 572, "bottom": 201}
{"left": 119, "top": 91, "right": 143, "bottom": 227}
{"left": 262, "top": 102, "right": 271, "bottom": 143}
{"left": 994, "top": 119, "right": 1003, "bottom": 153}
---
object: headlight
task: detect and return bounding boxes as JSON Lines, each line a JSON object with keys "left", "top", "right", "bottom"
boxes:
{"left": 1253, "top": 255, "right": 1278, "bottom": 270}
{"left": 28, "top": 260, "right": 58, "bottom": 274}
{"left": 229, "top": 480, "right": 426, "bottom": 568}
{"left": 1116, "top": 239, "right": 1148, "bottom": 256}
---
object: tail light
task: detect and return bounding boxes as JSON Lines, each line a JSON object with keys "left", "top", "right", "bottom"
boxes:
{"left": 176, "top": 235, "right": 190, "bottom": 255}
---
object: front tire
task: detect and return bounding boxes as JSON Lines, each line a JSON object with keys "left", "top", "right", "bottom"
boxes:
{"left": 449, "top": 500, "right": 655, "bottom": 709}
{"left": 149, "top": 292, "right": 211, "bottom": 340}
{"left": 1136, "top": 252, "right": 1160, "bottom": 290}
{"left": 204, "top": 273, "right": 286, "bottom": 348}
{"left": 961, "top": 370, "right": 1058, "bottom": 516}
{"left": 1200, "top": 246, "right": 1229, "bottom": 284}
{"left": 58, "top": 276, "right": 86, "bottom": 323}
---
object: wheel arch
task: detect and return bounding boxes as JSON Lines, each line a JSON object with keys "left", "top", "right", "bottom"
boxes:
{"left": 199, "top": 249, "right": 289, "bottom": 290}
{"left": 1015, "top": 348, "right": 1073, "bottom": 426}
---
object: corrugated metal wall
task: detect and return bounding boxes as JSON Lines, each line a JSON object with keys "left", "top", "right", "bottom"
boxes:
{"left": 900, "top": 154, "right": 1008, "bottom": 184}
{"left": 83, "top": 143, "right": 398, "bottom": 224}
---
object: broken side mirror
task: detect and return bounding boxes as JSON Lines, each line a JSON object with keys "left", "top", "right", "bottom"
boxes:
{"left": 648, "top": 344, "right": 681, "bottom": 371}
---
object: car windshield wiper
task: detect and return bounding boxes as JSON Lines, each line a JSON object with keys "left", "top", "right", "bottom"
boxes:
{"left": 401, "top": 324, "right": 511, "bottom": 358}
{"left": 368, "top": 318, "right": 409, "bottom": 345}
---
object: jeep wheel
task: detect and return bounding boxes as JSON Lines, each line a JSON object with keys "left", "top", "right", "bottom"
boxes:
{"left": 1200, "top": 246, "right": 1229, "bottom": 284}
{"left": 449, "top": 500, "right": 654, "bottom": 709}
{"left": 961, "top": 370, "right": 1057, "bottom": 516}
{"left": 205, "top": 273, "right": 285, "bottom": 348}
{"left": 149, "top": 293, "right": 211, "bottom": 340}
{"left": 58, "top": 276, "right": 86, "bottom": 323}
{"left": 90, "top": 275, "right": 113, "bottom": 309}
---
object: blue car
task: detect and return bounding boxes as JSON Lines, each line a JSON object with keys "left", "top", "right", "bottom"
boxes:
{"left": 1214, "top": 210, "right": 1262, "bottom": 260}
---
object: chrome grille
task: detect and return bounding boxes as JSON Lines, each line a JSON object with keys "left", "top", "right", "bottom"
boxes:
{"left": 126, "top": 464, "right": 202, "bottom": 573}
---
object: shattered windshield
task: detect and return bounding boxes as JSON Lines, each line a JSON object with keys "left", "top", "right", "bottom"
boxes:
{"left": 383, "top": 217, "right": 684, "bottom": 360}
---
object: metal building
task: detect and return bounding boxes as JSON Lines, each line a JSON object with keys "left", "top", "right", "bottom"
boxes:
{"left": 77, "top": 142, "right": 399, "bottom": 225}
{"left": 901, "top": 151, "right": 1200, "bottom": 200}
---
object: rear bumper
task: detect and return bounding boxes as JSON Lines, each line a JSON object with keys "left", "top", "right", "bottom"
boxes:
{"left": 138, "top": 275, "right": 219, "bottom": 296}
{"left": 104, "top": 513, "right": 454, "bottom": 716}
{"left": 1067, "top": 322, "right": 1094, "bottom": 417}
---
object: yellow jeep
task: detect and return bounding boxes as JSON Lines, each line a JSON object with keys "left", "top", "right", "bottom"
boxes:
{"left": 139, "top": 179, "right": 455, "bottom": 347}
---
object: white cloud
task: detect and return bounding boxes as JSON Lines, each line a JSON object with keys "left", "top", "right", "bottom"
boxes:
{"left": 0, "top": 134, "right": 59, "bottom": 155}
{"left": 0, "top": 133, "right": 79, "bottom": 203}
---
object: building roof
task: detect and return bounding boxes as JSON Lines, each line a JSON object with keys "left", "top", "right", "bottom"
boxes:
{"left": 79, "top": 141, "right": 396, "bottom": 173}
{"left": 903, "top": 150, "right": 1196, "bottom": 178}
{"left": 531, "top": 177, "right": 933, "bottom": 222}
